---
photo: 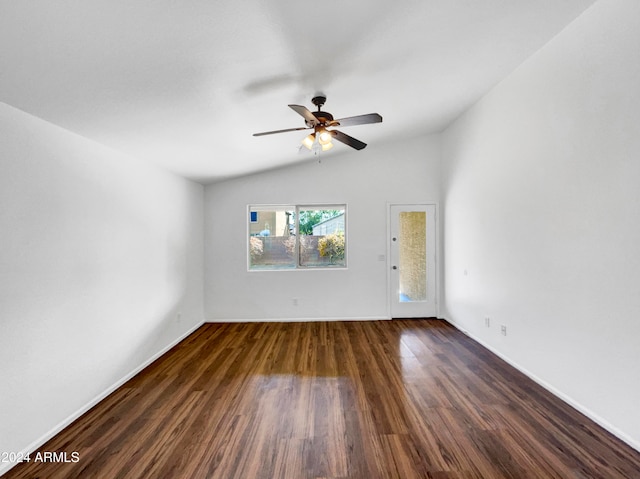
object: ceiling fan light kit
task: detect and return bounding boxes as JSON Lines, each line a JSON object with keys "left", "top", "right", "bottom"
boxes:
{"left": 302, "top": 133, "right": 315, "bottom": 149}
{"left": 253, "top": 95, "right": 382, "bottom": 153}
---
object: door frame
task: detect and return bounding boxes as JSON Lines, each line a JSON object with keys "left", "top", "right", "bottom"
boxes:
{"left": 387, "top": 203, "right": 439, "bottom": 319}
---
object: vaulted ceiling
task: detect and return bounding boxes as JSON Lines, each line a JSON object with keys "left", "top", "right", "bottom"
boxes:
{"left": 1, "top": 0, "right": 596, "bottom": 183}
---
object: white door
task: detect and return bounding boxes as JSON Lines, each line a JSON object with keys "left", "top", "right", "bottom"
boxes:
{"left": 389, "top": 204, "right": 437, "bottom": 318}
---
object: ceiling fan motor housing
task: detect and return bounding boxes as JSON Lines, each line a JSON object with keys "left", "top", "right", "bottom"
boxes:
{"left": 312, "top": 110, "right": 334, "bottom": 123}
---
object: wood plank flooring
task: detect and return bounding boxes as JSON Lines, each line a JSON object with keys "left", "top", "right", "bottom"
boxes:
{"left": 4, "top": 320, "right": 640, "bottom": 478}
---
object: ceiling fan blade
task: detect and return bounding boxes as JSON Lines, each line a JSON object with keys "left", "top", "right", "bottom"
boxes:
{"left": 332, "top": 113, "right": 383, "bottom": 127}
{"left": 253, "top": 126, "right": 311, "bottom": 137}
{"left": 330, "top": 129, "right": 367, "bottom": 150}
{"left": 288, "top": 104, "right": 319, "bottom": 126}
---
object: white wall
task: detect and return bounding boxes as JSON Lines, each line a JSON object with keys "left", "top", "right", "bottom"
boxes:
{"left": 441, "top": 0, "right": 640, "bottom": 449}
{"left": 0, "top": 103, "right": 204, "bottom": 472}
{"left": 205, "top": 135, "right": 441, "bottom": 321}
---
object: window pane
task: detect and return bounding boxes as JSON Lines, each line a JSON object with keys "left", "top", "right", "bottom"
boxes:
{"left": 298, "top": 207, "right": 346, "bottom": 268}
{"left": 249, "top": 207, "right": 296, "bottom": 270}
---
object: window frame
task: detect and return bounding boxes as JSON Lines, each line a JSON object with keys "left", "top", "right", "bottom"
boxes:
{"left": 247, "top": 204, "right": 347, "bottom": 271}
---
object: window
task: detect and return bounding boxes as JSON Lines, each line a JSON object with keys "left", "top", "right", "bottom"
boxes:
{"left": 248, "top": 205, "right": 346, "bottom": 270}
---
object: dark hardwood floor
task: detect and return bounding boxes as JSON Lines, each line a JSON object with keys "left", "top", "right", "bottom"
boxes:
{"left": 4, "top": 319, "right": 640, "bottom": 478}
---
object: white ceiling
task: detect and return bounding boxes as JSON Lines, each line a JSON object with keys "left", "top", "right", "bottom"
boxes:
{"left": 0, "top": 0, "right": 596, "bottom": 183}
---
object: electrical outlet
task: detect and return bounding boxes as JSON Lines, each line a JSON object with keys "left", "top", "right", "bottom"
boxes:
{"left": 501, "top": 325, "right": 507, "bottom": 336}
{"left": 177, "top": 312, "right": 182, "bottom": 323}
{"left": 484, "top": 317, "right": 490, "bottom": 328}
{"left": 292, "top": 298, "right": 298, "bottom": 306}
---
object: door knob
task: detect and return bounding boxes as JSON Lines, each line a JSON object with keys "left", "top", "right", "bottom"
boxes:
{"left": 392, "top": 266, "right": 398, "bottom": 270}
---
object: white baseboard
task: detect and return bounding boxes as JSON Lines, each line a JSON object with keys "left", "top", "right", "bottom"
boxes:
{"left": 206, "top": 316, "right": 390, "bottom": 323}
{"left": 0, "top": 320, "right": 205, "bottom": 477}
{"left": 443, "top": 316, "right": 640, "bottom": 453}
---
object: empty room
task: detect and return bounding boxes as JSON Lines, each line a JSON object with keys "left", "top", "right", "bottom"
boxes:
{"left": 1, "top": 0, "right": 640, "bottom": 477}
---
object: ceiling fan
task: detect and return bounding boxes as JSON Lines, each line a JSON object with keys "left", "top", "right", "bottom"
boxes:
{"left": 252, "top": 95, "right": 382, "bottom": 152}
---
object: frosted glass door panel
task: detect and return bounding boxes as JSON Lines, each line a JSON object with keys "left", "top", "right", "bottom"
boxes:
{"left": 398, "top": 212, "right": 427, "bottom": 302}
